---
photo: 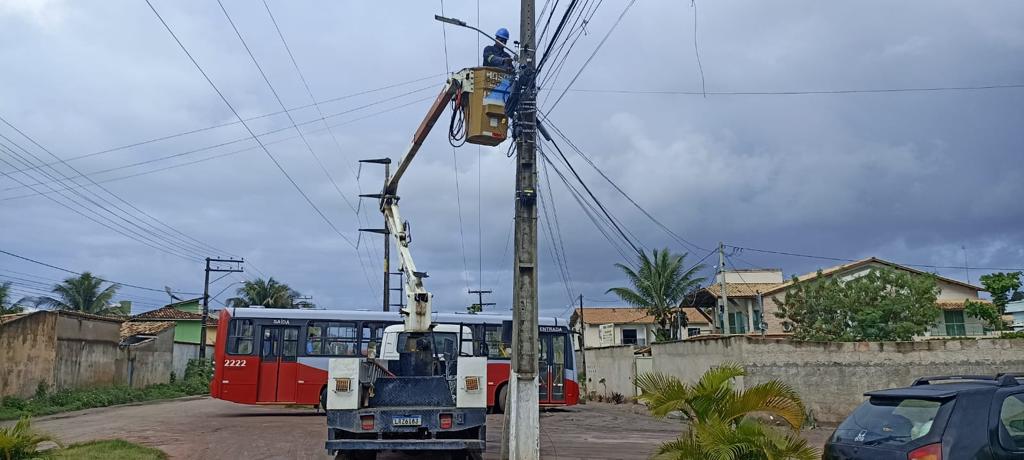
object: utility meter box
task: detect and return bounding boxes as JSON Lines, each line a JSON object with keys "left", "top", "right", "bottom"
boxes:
{"left": 462, "top": 67, "right": 511, "bottom": 146}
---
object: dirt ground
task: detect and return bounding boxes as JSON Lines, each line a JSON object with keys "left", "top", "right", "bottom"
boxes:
{"left": 16, "top": 397, "right": 833, "bottom": 459}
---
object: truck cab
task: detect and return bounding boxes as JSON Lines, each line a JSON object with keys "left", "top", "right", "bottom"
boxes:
{"left": 326, "top": 323, "right": 488, "bottom": 460}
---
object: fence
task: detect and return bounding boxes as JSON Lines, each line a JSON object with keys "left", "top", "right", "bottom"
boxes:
{"left": 584, "top": 336, "right": 1024, "bottom": 423}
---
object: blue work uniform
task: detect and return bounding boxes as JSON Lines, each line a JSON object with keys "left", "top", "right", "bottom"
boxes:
{"left": 483, "top": 44, "right": 513, "bottom": 71}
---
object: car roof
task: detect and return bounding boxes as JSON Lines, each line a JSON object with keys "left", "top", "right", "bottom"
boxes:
{"left": 865, "top": 383, "right": 997, "bottom": 400}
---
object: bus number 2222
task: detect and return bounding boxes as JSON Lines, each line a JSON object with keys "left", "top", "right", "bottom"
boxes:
{"left": 224, "top": 360, "right": 247, "bottom": 367}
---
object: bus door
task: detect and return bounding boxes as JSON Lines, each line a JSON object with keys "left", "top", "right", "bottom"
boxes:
{"left": 538, "top": 330, "right": 567, "bottom": 404}
{"left": 257, "top": 326, "right": 300, "bottom": 402}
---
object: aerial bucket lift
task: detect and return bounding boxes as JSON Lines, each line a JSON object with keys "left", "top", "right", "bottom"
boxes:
{"left": 325, "top": 68, "right": 510, "bottom": 460}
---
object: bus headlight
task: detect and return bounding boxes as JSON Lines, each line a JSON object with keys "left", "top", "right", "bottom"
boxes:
{"left": 335, "top": 377, "right": 351, "bottom": 392}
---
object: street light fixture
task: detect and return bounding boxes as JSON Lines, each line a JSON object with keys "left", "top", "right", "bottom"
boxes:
{"left": 433, "top": 15, "right": 520, "bottom": 60}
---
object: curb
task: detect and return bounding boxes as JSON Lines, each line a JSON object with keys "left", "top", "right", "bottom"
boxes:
{"left": 21, "top": 395, "right": 210, "bottom": 423}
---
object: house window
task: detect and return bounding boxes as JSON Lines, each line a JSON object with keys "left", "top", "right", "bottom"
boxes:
{"left": 687, "top": 327, "right": 701, "bottom": 337}
{"left": 728, "top": 312, "right": 747, "bottom": 334}
{"left": 944, "top": 310, "right": 966, "bottom": 336}
{"left": 227, "top": 319, "right": 254, "bottom": 354}
{"left": 621, "top": 328, "right": 638, "bottom": 345}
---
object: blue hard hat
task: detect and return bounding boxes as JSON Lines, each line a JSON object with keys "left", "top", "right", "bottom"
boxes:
{"left": 496, "top": 28, "right": 510, "bottom": 41}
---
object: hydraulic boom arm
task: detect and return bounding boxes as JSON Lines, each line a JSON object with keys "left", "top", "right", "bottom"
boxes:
{"left": 380, "top": 76, "right": 461, "bottom": 333}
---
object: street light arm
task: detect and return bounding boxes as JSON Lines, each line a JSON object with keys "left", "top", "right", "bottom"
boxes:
{"left": 434, "top": 15, "right": 520, "bottom": 60}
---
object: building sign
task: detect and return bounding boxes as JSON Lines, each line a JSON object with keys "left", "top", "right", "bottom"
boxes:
{"left": 598, "top": 323, "right": 615, "bottom": 347}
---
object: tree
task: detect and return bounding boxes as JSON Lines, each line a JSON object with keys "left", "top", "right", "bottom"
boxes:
{"left": 31, "top": 272, "right": 125, "bottom": 316}
{"left": 773, "top": 268, "right": 940, "bottom": 341}
{"left": 0, "top": 282, "right": 26, "bottom": 315}
{"left": 466, "top": 303, "right": 482, "bottom": 314}
{"left": 636, "top": 364, "right": 818, "bottom": 460}
{"left": 979, "top": 272, "right": 1022, "bottom": 314}
{"left": 228, "top": 278, "right": 301, "bottom": 308}
{"left": 607, "top": 249, "right": 706, "bottom": 340}
{"left": 964, "top": 299, "right": 1006, "bottom": 331}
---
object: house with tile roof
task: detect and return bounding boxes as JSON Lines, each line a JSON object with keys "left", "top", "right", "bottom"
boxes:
{"left": 131, "top": 298, "right": 217, "bottom": 346}
{"left": 688, "top": 268, "right": 786, "bottom": 335}
{"left": 700, "top": 257, "right": 996, "bottom": 337}
{"left": 569, "top": 306, "right": 714, "bottom": 349}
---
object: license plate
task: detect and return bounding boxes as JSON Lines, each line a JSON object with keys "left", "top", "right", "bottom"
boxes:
{"left": 392, "top": 416, "right": 422, "bottom": 427}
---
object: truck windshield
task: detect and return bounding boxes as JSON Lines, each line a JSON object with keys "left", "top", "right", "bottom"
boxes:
{"left": 397, "top": 332, "right": 459, "bottom": 356}
{"left": 832, "top": 397, "right": 947, "bottom": 446}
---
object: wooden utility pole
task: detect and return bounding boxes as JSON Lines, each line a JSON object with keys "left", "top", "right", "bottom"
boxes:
{"left": 468, "top": 289, "right": 495, "bottom": 313}
{"left": 199, "top": 257, "right": 244, "bottom": 359}
{"left": 503, "top": 0, "right": 540, "bottom": 457}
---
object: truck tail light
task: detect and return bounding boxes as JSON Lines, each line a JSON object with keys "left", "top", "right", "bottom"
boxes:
{"left": 335, "top": 377, "right": 351, "bottom": 392}
{"left": 464, "top": 376, "right": 480, "bottom": 391}
{"left": 908, "top": 443, "right": 941, "bottom": 460}
{"left": 360, "top": 415, "right": 374, "bottom": 431}
{"left": 439, "top": 413, "right": 453, "bottom": 430}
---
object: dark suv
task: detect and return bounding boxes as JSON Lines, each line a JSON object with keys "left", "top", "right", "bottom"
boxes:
{"left": 824, "top": 374, "right": 1024, "bottom": 460}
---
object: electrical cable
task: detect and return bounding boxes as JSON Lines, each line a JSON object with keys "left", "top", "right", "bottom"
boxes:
{"left": 723, "top": 244, "right": 1024, "bottom": 272}
{"left": 146, "top": 0, "right": 363, "bottom": 256}
{"left": 0, "top": 94, "right": 436, "bottom": 203}
{"left": 0, "top": 248, "right": 202, "bottom": 295}
{"left": 545, "top": 0, "right": 637, "bottom": 113}
{"left": 216, "top": 0, "right": 378, "bottom": 296}
{"left": 540, "top": 114, "right": 708, "bottom": 253}
{"left": 551, "top": 83, "right": 1024, "bottom": 96}
{"left": 5, "top": 75, "right": 443, "bottom": 178}
{"left": 0, "top": 140, "right": 204, "bottom": 262}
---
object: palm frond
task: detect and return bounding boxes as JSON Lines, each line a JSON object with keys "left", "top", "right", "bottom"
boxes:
{"left": 727, "top": 380, "right": 806, "bottom": 429}
{"left": 635, "top": 372, "right": 692, "bottom": 418}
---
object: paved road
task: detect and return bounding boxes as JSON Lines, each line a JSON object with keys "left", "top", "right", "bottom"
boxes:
{"left": 23, "top": 398, "right": 686, "bottom": 459}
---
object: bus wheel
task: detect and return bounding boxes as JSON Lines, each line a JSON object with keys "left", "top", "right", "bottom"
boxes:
{"left": 319, "top": 387, "right": 327, "bottom": 413}
{"left": 495, "top": 385, "right": 508, "bottom": 414}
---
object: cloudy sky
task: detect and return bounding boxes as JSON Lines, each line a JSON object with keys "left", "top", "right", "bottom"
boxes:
{"left": 1, "top": 0, "right": 1022, "bottom": 317}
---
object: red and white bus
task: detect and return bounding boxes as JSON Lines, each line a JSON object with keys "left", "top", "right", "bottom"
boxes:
{"left": 211, "top": 308, "right": 579, "bottom": 412}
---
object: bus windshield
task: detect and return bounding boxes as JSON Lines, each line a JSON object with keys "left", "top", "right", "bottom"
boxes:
{"left": 397, "top": 332, "right": 459, "bottom": 357}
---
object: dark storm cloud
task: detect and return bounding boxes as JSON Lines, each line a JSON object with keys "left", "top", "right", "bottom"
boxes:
{"left": 1, "top": 0, "right": 1021, "bottom": 316}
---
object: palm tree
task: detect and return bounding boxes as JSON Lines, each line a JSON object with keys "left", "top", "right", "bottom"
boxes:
{"left": 228, "top": 278, "right": 300, "bottom": 309}
{"left": 32, "top": 272, "right": 125, "bottom": 316}
{"left": 607, "top": 248, "right": 706, "bottom": 340}
{"left": 0, "top": 281, "right": 26, "bottom": 315}
{"left": 636, "top": 364, "right": 818, "bottom": 460}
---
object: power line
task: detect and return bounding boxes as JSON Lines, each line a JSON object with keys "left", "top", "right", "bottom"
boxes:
{"left": 545, "top": 0, "right": 637, "bottom": 113}
{"left": 549, "top": 83, "right": 1024, "bottom": 96}
{"left": 0, "top": 248, "right": 202, "bottom": 295}
{"left": 2, "top": 75, "right": 442, "bottom": 178}
{"left": 215, "top": 0, "right": 378, "bottom": 296}
{"left": 724, "top": 244, "right": 1024, "bottom": 272}
{"left": 145, "top": 0, "right": 362, "bottom": 255}
{"left": 689, "top": 0, "right": 706, "bottom": 97}
{"left": 1, "top": 94, "right": 436, "bottom": 202}
{"left": 540, "top": 114, "right": 708, "bottom": 253}
{"left": 0, "top": 139, "right": 205, "bottom": 262}
{"left": 0, "top": 116, "right": 230, "bottom": 259}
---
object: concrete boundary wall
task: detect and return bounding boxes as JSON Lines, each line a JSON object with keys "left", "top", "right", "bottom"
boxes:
{"left": 582, "top": 345, "right": 638, "bottom": 397}
{"left": 649, "top": 336, "right": 1024, "bottom": 423}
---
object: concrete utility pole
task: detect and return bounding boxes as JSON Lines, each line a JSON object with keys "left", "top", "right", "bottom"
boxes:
{"left": 719, "top": 242, "right": 730, "bottom": 335}
{"left": 578, "top": 293, "right": 587, "bottom": 394}
{"left": 200, "top": 257, "right": 244, "bottom": 359}
{"left": 358, "top": 158, "right": 393, "bottom": 312}
{"left": 503, "top": 0, "right": 540, "bottom": 457}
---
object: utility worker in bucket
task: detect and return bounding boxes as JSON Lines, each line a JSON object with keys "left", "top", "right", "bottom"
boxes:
{"left": 483, "top": 27, "right": 514, "bottom": 71}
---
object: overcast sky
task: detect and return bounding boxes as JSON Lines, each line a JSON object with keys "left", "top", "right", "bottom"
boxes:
{"left": 1, "top": 0, "right": 1022, "bottom": 317}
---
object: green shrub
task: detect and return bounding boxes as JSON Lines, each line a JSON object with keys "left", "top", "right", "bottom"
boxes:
{"left": 1000, "top": 331, "right": 1024, "bottom": 339}
{"left": 53, "top": 440, "right": 166, "bottom": 460}
{"left": 0, "top": 417, "right": 61, "bottom": 460}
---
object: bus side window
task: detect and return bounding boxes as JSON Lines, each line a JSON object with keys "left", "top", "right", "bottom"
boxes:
{"left": 228, "top": 319, "right": 254, "bottom": 354}
{"left": 325, "top": 322, "right": 358, "bottom": 356}
{"left": 306, "top": 323, "right": 323, "bottom": 355}
{"left": 360, "top": 324, "right": 384, "bottom": 357}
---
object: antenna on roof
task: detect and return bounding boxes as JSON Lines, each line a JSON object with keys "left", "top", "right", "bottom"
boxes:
{"left": 164, "top": 286, "right": 183, "bottom": 302}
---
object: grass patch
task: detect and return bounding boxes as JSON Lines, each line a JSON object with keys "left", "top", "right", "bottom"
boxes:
{"left": 0, "top": 359, "right": 212, "bottom": 421}
{"left": 52, "top": 440, "right": 166, "bottom": 460}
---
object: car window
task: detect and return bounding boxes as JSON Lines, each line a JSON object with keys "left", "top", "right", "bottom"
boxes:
{"left": 999, "top": 394, "right": 1024, "bottom": 450}
{"left": 832, "top": 397, "right": 946, "bottom": 447}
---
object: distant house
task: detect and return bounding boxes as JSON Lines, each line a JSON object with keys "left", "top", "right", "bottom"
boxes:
{"left": 1008, "top": 300, "right": 1024, "bottom": 332}
{"left": 758, "top": 257, "right": 993, "bottom": 337}
{"left": 131, "top": 298, "right": 218, "bottom": 346}
{"left": 694, "top": 269, "right": 785, "bottom": 335}
{"left": 569, "top": 306, "right": 714, "bottom": 349}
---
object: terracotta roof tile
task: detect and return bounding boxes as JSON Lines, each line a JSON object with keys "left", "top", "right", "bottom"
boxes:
{"left": 132, "top": 305, "right": 217, "bottom": 324}
{"left": 573, "top": 306, "right": 712, "bottom": 325}
{"left": 761, "top": 257, "right": 983, "bottom": 295}
{"left": 120, "top": 321, "right": 176, "bottom": 339}
{"left": 704, "top": 283, "right": 780, "bottom": 298}
{"left": 936, "top": 299, "right": 991, "bottom": 310}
